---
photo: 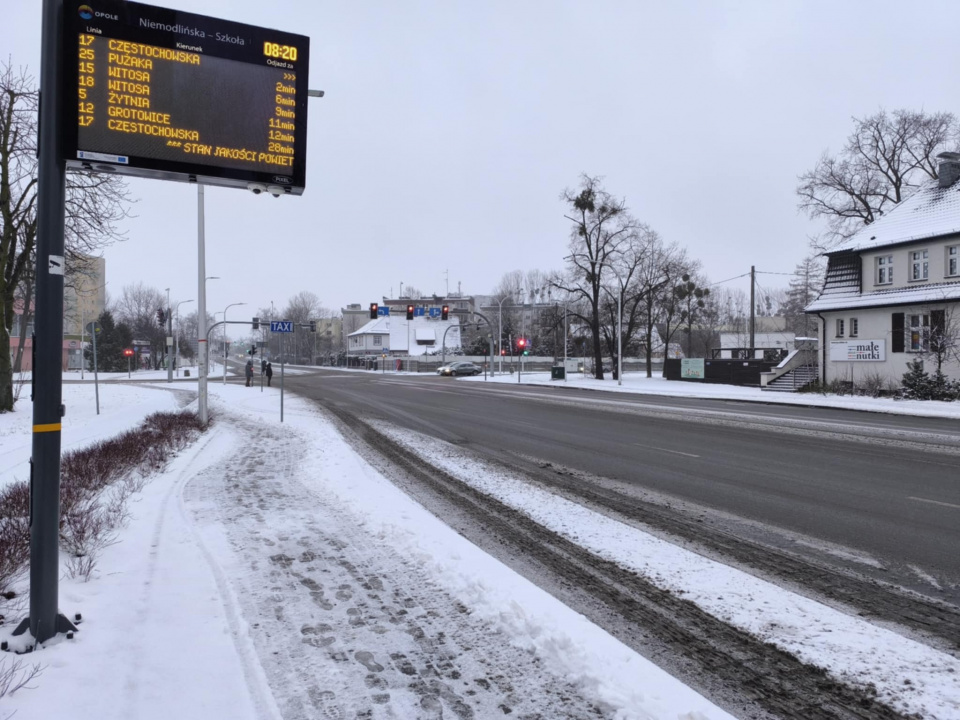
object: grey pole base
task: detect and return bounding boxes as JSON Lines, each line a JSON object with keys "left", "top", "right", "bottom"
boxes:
{"left": 10, "top": 612, "right": 79, "bottom": 651}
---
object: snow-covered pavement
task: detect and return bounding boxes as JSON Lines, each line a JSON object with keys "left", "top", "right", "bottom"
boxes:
{"left": 1, "top": 375, "right": 958, "bottom": 719}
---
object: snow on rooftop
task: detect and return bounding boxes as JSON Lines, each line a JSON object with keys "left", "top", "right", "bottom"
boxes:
{"left": 830, "top": 178, "right": 960, "bottom": 254}
{"left": 806, "top": 279, "right": 960, "bottom": 312}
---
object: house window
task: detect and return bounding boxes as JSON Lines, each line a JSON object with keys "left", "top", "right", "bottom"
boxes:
{"left": 876, "top": 255, "right": 893, "bottom": 285}
{"left": 908, "top": 313, "right": 930, "bottom": 352}
{"left": 835, "top": 318, "right": 844, "bottom": 338}
{"left": 373, "top": 335, "right": 382, "bottom": 346}
{"left": 948, "top": 246, "right": 959, "bottom": 278}
{"left": 910, "top": 250, "right": 929, "bottom": 281}
{"left": 849, "top": 318, "right": 858, "bottom": 337}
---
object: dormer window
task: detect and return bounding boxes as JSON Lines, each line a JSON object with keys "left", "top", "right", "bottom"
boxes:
{"left": 910, "top": 250, "right": 929, "bottom": 281}
{"left": 876, "top": 255, "right": 893, "bottom": 285}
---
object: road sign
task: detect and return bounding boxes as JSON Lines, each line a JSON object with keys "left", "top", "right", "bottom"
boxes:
{"left": 270, "top": 320, "right": 294, "bottom": 333}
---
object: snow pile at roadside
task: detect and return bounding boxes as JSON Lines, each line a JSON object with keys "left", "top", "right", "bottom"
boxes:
{"left": 377, "top": 423, "right": 960, "bottom": 720}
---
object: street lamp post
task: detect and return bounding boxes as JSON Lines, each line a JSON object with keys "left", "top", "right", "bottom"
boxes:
{"left": 173, "top": 299, "right": 194, "bottom": 377}
{"left": 198, "top": 274, "right": 218, "bottom": 423}
{"left": 601, "top": 284, "right": 624, "bottom": 386}
{"left": 495, "top": 295, "right": 513, "bottom": 375}
{"left": 165, "top": 287, "right": 172, "bottom": 383}
{"left": 222, "top": 302, "right": 246, "bottom": 384}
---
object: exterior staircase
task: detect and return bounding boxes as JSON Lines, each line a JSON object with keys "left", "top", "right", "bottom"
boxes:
{"left": 763, "top": 364, "right": 818, "bottom": 393}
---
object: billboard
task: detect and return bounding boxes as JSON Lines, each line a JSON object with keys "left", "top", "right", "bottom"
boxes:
{"left": 681, "top": 358, "right": 705, "bottom": 379}
{"left": 62, "top": 0, "right": 310, "bottom": 193}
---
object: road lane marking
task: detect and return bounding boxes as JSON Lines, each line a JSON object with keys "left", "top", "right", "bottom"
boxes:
{"left": 634, "top": 443, "right": 700, "bottom": 458}
{"left": 907, "top": 496, "right": 960, "bottom": 510}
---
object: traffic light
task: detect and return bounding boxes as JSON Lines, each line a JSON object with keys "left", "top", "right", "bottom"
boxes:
{"left": 249, "top": 344, "right": 257, "bottom": 356}
{"left": 441, "top": 305, "right": 449, "bottom": 320}
{"left": 500, "top": 349, "right": 507, "bottom": 356}
{"left": 122, "top": 348, "right": 134, "bottom": 357}
{"left": 517, "top": 337, "right": 526, "bottom": 353}
{"left": 369, "top": 303, "right": 378, "bottom": 319}
{"left": 156, "top": 308, "right": 165, "bottom": 328}
{"left": 309, "top": 320, "right": 317, "bottom": 333}
{"left": 406, "top": 305, "right": 414, "bottom": 320}
{"left": 252, "top": 316, "right": 260, "bottom": 331}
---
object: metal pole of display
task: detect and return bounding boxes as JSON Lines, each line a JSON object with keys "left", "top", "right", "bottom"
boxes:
{"left": 14, "top": 0, "right": 78, "bottom": 647}
{"left": 198, "top": 186, "right": 209, "bottom": 424}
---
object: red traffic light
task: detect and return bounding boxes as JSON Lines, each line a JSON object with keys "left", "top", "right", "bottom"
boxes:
{"left": 517, "top": 338, "right": 526, "bottom": 348}
{"left": 123, "top": 348, "right": 134, "bottom": 357}
{"left": 406, "top": 305, "right": 415, "bottom": 320}
{"left": 441, "top": 304, "right": 449, "bottom": 320}
{"left": 369, "top": 303, "right": 379, "bottom": 319}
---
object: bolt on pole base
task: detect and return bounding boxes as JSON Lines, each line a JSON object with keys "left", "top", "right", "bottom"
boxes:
{"left": 9, "top": 612, "right": 79, "bottom": 652}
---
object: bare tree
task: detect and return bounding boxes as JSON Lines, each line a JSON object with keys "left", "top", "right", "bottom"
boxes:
{"left": 797, "top": 109, "right": 957, "bottom": 247}
{"left": 114, "top": 283, "right": 167, "bottom": 368}
{"left": 282, "top": 291, "right": 328, "bottom": 363}
{"left": 553, "top": 175, "right": 641, "bottom": 379}
{"left": 0, "top": 63, "right": 131, "bottom": 410}
{"left": 628, "top": 235, "right": 689, "bottom": 377}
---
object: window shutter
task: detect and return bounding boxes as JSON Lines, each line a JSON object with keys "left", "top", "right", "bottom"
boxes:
{"left": 931, "top": 309, "right": 945, "bottom": 354}
{"left": 892, "top": 313, "right": 905, "bottom": 353}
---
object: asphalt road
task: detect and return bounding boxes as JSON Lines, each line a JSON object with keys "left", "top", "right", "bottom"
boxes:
{"left": 283, "top": 368, "right": 960, "bottom": 597}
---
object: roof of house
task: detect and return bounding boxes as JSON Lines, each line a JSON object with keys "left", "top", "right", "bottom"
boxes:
{"left": 829, "top": 178, "right": 960, "bottom": 254}
{"left": 806, "top": 280, "right": 960, "bottom": 313}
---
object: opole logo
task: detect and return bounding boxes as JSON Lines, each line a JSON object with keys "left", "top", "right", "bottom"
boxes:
{"left": 78, "top": 5, "right": 93, "bottom": 20}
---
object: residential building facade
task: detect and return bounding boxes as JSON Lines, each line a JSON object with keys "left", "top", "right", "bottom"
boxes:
{"left": 805, "top": 153, "right": 960, "bottom": 386}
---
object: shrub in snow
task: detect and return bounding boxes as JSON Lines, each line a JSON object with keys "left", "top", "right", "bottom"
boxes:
{"left": 0, "top": 410, "right": 206, "bottom": 593}
{"left": 900, "top": 359, "right": 960, "bottom": 401}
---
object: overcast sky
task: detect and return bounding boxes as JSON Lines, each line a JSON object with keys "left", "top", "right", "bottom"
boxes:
{"left": 5, "top": 1, "right": 958, "bottom": 335}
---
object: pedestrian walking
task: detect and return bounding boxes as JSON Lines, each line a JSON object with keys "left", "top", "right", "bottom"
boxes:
{"left": 266, "top": 362, "right": 273, "bottom": 387}
{"left": 245, "top": 359, "right": 254, "bottom": 387}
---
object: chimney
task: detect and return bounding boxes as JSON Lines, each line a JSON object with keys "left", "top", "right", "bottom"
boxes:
{"left": 938, "top": 152, "right": 960, "bottom": 189}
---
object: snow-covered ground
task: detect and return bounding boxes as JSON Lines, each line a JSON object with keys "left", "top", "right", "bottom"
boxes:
{"left": 0, "top": 372, "right": 958, "bottom": 719}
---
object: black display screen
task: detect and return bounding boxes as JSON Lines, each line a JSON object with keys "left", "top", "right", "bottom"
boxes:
{"left": 62, "top": 0, "right": 310, "bottom": 194}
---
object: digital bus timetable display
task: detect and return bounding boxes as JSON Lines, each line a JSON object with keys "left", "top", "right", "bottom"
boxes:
{"left": 62, "top": 0, "right": 310, "bottom": 194}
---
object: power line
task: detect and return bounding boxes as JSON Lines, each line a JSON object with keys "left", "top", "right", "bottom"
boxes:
{"left": 708, "top": 272, "right": 751, "bottom": 288}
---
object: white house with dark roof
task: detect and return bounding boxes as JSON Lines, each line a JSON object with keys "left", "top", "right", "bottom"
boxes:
{"left": 347, "top": 316, "right": 461, "bottom": 357}
{"left": 805, "top": 152, "right": 960, "bottom": 386}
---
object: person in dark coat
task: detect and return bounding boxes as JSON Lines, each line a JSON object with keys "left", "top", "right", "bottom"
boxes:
{"left": 265, "top": 362, "right": 273, "bottom": 387}
{"left": 245, "top": 359, "right": 254, "bottom": 387}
